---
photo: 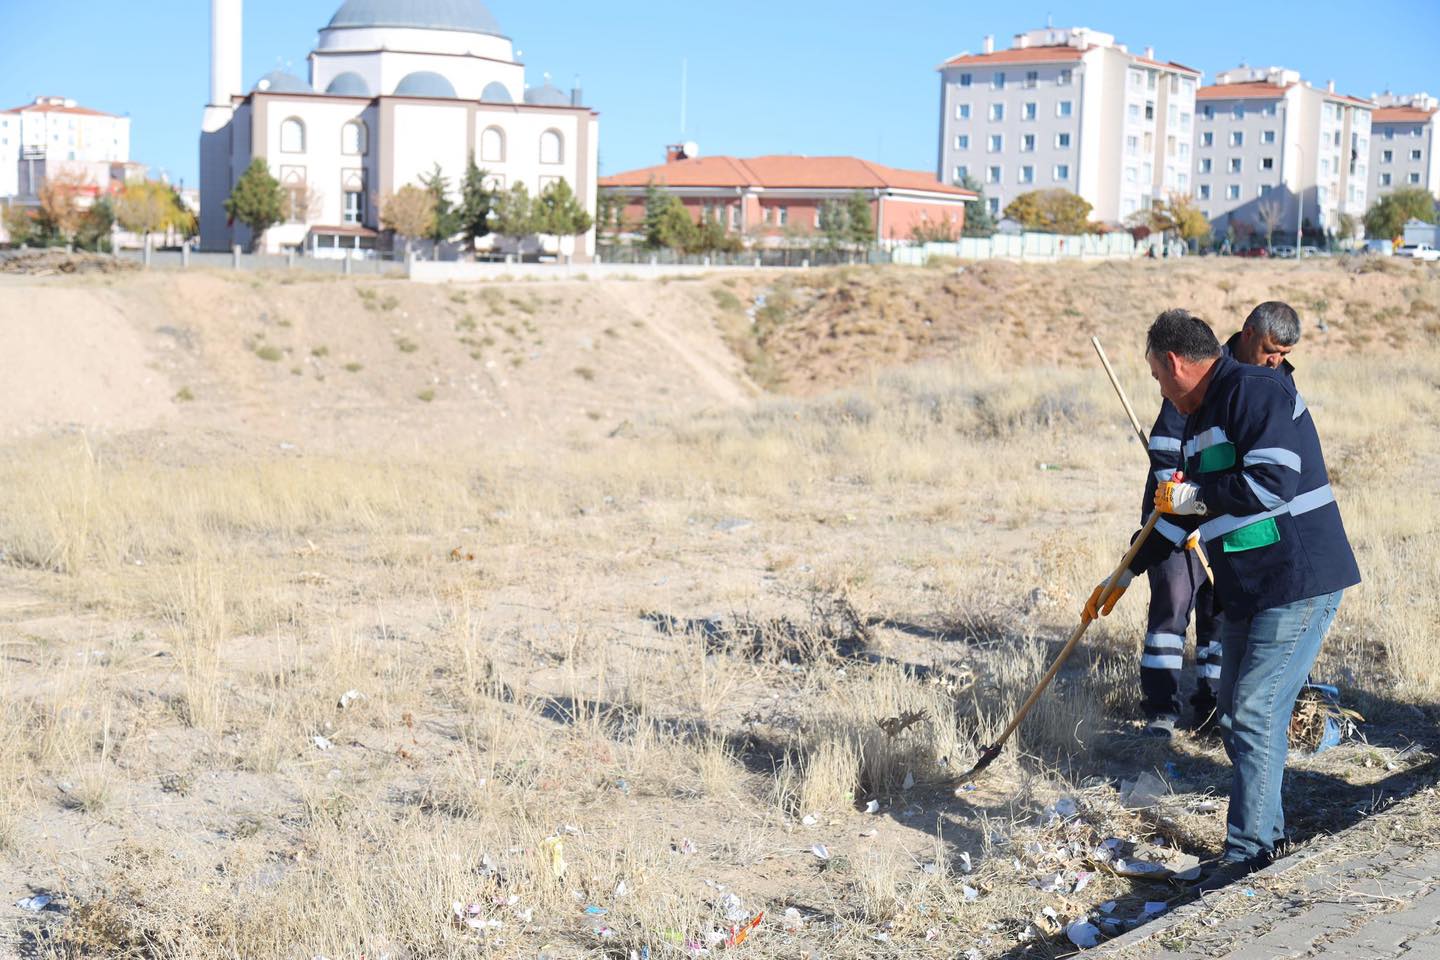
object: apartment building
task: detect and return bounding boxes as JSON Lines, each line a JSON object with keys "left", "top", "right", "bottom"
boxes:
{"left": 1368, "top": 93, "right": 1439, "bottom": 201}
{"left": 936, "top": 26, "right": 1199, "bottom": 224}
{"left": 0, "top": 96, "right": 132, "bottom": 200}
{"left": 1193, "top": 67, "right": 1373, "bottom": 241}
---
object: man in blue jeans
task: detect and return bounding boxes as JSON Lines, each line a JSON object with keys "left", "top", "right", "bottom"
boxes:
{"left": 1085, "top": 308, "right": 1360, "bottom": 884}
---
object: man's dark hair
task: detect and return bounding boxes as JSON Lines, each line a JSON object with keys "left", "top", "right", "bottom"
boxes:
{"left": 1146, "top": 309, "right": 1221, "bottom": 362}
{"left": 1243, "top": 300, "right": 1301, "bottom": 346}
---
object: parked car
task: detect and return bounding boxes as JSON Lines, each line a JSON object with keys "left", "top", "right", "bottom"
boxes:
{"left": 1271, "top": 244, "right": 1298, "bottom": 258}
{"left": 1300, "top": 245, "right": 1323, "bottom": 257}
{"left": 1395, "top": 243, "right": 1440, "bottom": 262}
{"left": 1236, "top": 246, "right": 1270, "bottom": 258}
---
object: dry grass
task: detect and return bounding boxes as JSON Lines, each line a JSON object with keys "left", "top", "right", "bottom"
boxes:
{"left": 1, "top": 261, "right": 1437, "bottom": 958}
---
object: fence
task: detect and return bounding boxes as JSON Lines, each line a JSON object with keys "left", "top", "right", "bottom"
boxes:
{"left": 119, "top": 248, "right": 402, "bottom": 276}
{"left": 890, "top": 231, "right": 1137, "bottom": 264}
{"left": 595, "top": 245, "right": 886, "bottom": 267}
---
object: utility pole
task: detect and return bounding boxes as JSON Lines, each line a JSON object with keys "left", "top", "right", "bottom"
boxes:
{"left": 1295, "top": 141, "right": 1304, "bottom": 253}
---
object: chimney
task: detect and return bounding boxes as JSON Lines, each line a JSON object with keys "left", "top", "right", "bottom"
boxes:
{"left": 1144, "top": 45, "right": 1155, "bottom": 60}
{"left": 210, "top": 0, "right": 242, "bottom": 109}
{"left": 665, "top": 143, "right": 685, "bottom": 163}
{"left": 570, "top": 87, "right": 583, "bottom": 107}
{"left": 1015, "top": 34, "right": 1030, "bottom": 49}
{"left": 982, "top": 35, "right": 994, "bottom": 54}
{"left": 1326, "top": 79, "right": 1335, "bottom": 93}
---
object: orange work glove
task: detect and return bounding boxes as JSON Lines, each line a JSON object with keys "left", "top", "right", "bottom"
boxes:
{"left": 1083, "top": 569, "right": 1134, "bottom": 622}
{"left": 1154, "top": 469, "right": 1208, "bottom": 515}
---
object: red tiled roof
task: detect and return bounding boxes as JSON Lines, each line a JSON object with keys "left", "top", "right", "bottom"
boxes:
{"left": 600, "top": 156, "right": 976, "bottom": 198}
{"left": 1373, "top": 106, "right": 1438, "bottom": 123}
{"left": 1197, "top": 82, "right": 1294, "bottom": 100}
{"left": 1132, "top": 55, "right": 1201, "bottom": 76}
{"left": 1, "top": 101, "right": 114, "bottom": 117}
{"left": 940, "top": 45, "right": 1088, "bottom": 69}
{"left": 1325, "top": 92, "right": 1374, "bottom": 107}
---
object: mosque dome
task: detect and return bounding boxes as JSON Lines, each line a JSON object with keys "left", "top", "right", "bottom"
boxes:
{"left": 325, "top": 71, "right": 372, "bottom": 96}
{"left": 326, "top": 0, "right": 503, "bottom": 36}
{"left": 480, "top": 81, "right": 513, "bottom": 103}
{"left": 524, "top": 82, "right": 569, "bottom": 106}
{"left": 394, "top": 71, "right": 458, "bottom": 98}
{"left": 254, "top": 70, "right": 311, "bottom": 94}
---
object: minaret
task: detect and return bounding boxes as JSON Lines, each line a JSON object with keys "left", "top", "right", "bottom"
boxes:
{"left": 203, "top": 0, "right": 242, "bottom": 133}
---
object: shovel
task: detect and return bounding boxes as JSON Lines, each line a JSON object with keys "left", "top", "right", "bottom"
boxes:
{"left": 953, "top": 512, "right": 1159, "bottom": 789}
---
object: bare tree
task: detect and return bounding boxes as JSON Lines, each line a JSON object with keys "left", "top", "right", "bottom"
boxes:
{"left": 37, "top": 168, "right": 92, "bottom": 243}
{"left": 1256, "top": 199, "right": 1285, "bottom": 252}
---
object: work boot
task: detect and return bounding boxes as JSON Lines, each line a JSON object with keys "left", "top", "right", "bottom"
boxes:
{"left": 1189, "top": 855, "right": 1265, "bottom": 894}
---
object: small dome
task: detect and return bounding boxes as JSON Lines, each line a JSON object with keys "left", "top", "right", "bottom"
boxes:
{"left": 524, "top": 83, "right": 569, "bottom": 106}
{"left": 326, "top": 71, "right": 371, "bottom": 96}
{"left": 327, "top": 0, "right": 502, "bottom": 36}
{"left": 254, "top": 70, "right": 310, "bottom": 94}
{"left": 480, "top": 81, "right": 513, "bottom": 103}
{"left": 394, "top": 71, "right": 457, "bottom": 98}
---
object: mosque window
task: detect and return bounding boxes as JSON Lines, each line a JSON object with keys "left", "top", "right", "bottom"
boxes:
{"left": 342, "top": 121, "right": 367, "bottom": 156}
{"left": 280, "top": 118, "right": 306, "bottom": 153}
{"left": 481, "top": 126, "right": 506, "bottom": 163}
{"left": 539, "top": 129, "right": 563, "bottom": 164}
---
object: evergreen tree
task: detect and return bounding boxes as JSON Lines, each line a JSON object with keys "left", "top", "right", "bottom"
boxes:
{"left": 224, "top": 159, "right": 285, "bottom": 251}
{"left": 493, "top": 181, "right": 537, "bottom": 244}
{"left": 654, "top": 195, "right": 698, "bottom": 252}
{"left": 844, "top": 190, "right": 874, "bottom": 246}
{"left": 534, "top": 178, "right": 594, "bottom": 237}
{"left": 818, "top": 199, "right": 848, "bottom": 249}
{"left": 959, "top": 173, "right": 996, "bottom": 237}
{"left": 419, "top": 163, "right": 461, "bottom": 250}
{"left": 458, "top": 156, "right": 495, "bottom": 253}
{"left": 642, "top": 179, "right": 670, "bottom": 248}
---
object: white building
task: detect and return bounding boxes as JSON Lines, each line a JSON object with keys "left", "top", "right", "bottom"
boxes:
{"left": 199, "top": 0, "right": 600, "bottom": 258}
{"left": 1194, "top": 67, "right": 1372, "bottom": 242}
{"left": 0, "top": 96, "right": 133, "bottom": 200}
{"left": 1368, "top": 93, "right": 1439, "bottom": 202}
{"left": 936, "top": 27, "right": 1200, "bottom": 224}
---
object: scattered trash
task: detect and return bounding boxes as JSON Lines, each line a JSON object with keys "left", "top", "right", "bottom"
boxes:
{"left": 1120, "top": 771, "right": 1169, "bottom": 809}
{"left": 864, "top": 800, "right": 880, "bottom": 814}
{"left": 312, "top": 735, "right": 333, "bottom": 751}
{"left": 15, "top": 894, "right": 51, "bottom": 912}
{"left": 714, "top": 517, "right": 754, "bottom": 534}
{"left": 959, "top": 851, "right": 973, "bottom": 874}
{"left": 859, "top": 829, "right": 878, "bottom": 838}
{"left": 1034, "top": 872, "right": 1067, "bottom": 893}
{"left": 560, "top": 824, "right": 581, "bottom": 836}
{"left": 801, "top": 814, "right": 818, "bottom": 826}
{"left": 726, "top": 913, "right": 763, "bottom": 947}
{"left": 1242, "top": 887, "right": 1256, "bottom": 897}
{"left": 615, "top": 880, "right": 629, "bottom": 898}
{"left": 959, "top": 783, "right": 977, "bottom": 792}
{"left": 926, "top": 928, "right": 941, "bottom": 942}
{"left": 1098, "top": 901, "right": 1116, "bottom": 914}
{"left": 337, "top": 689, "right": 364, "bottom": 709}
{"left": 539, "top": 836, "right": 567, "bottom": 879}
{"left": 451, "top": 901, "right": 503, "bottom": 933}
{"left": 1164, "top": 761, "right": 1181, "bottom": 779}
{"left": 1291, "top": 683, "right": 1362, "bottom": 753}
{"left": 781, "top": 907, "right": 804, "bottom": 933}
{"left": 720, "top": 893, "right": 747, "bottom": 923}
{"left": 811, "top": 844, "right": 831, "bottom": 861}
{"left": 922, "top": 862, "right": 940, "bottom": 875}
{"left": 1074, "top": 871, "right": 1095, "bottom": 893}
{"left": 902, "top": 770, "right": 916, "bottom": 791}
{"left": 1066, "top": 921, "right": 1102, "bottom": 948}
{"left": 594, "top": 926, "right": 615, "bottom": 938}
{"left": 1142, "top": 901, "right": 1168, "bottom": 918}
{"left": 676, "top": 838, "right": 698, "bottom": 855}
{"left": 961, "top": 885, "right": 980, "bottom": 902}
{"left": 584, "top": 905, "right": 607, "bottom": 916}
{"left": 1051, "top": 797, "right": 1079, "bottom": 819}
{"left": 1190, "top": 799, "right": 1221, "bottom": 813}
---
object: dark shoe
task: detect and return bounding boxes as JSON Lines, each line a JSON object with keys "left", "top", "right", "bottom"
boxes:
{"left": 1190, "top": 855, "right": 1264, "bottom": 894}
{"left": 1143, "top": 716, "right": 1178, "bottom": 739}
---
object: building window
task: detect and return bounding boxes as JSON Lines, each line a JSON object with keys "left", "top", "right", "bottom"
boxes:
{"left": 1178, "top": 142, "right": 1190, "bottom": 160}
{"left": 1261, "top": 156, "right": 1274, "bottom": 170}
{"left": 1380, "top": 172, "right": 1392, "bottom": 186}
{"left": 1259, "top": 129, "right": 1275, "bottom": 145}
{"left": 1019, "top": 165, "right": 1034, "bottom": 183}
{"left": 1202, "top": 105, "right": 1213, "bottom": 119}
{"left": 987, "top": 196, "right": 1000, "bottom": 216}
{"left": 953, "top": 164, "right": 967, "bottom": 182}
{"left": 1180, "top": 111, "right": 1191, "bottom": 131}
{"left": 1053, "top": 163, "right": 1069, "bottom": 181}
{"left": 1229, "top": 131, "right": 1243, "bottom": 147}
{"left": 988, "top": 134, "right": 1003, "bottom": 152}
{"left": 954, "top": 134, "right": 969, "bottom": 150}
{"left": 1411, "top": 149, "right": 1424, "bottom": 161}
{"left": 992, "top": 72, "right": 1005, "bottom": 89}
{"left": 1198, "top": 184, "right": 1210, "bottom": 200}
{"left": 280, "top": 117, "right": 305, "bottom": 153}
{"left": 1382, "top": 149, "right": 1393, "bottom": 163}
{"left": 1130, "top": 69, "right": 1144, "bottom": 89}
{"left": 1226, "top": 184, "right": 1240, "bottom": 199}
{"left": 1169, "top": 75, "right": 1180, "bottom": 95}
{"left": 986, "top": 164, "right": 1001, "bottom": 184}
{"left": 343, "top": 190, "right": 364, "bottom": 224}
{"left": 778, "top": 205, "right": 788, "bottom": 226}
{"left": 1126, "top": 135, "right": 1138, "bottom": 155}
{"left": 1413, "top": 126, "right": 1424, "bottom": 137}
{"left": 1023, "top": 101, "right": 1037, "bottom": 120}
{"left": 1168, "top": 104, "right": 1178, "bottom": 125}
{"left": 1167, "top": 135, "right": 1177, "bottom": 157}
{"left": 1025, "top": 70, "right": 1038, "bottom": 88}
{"left": 1232, "top": 104, "right": 1244, "bottom": 120}
{"left": 1385, "top": 127, "right": 1395, "bottom": 140}
{"left": 1228, "top": 157, "right": 1242, "bottom": 173}
{"left": 1125, "top": 166, "right": 1137, "bottom": 183}
{"left": 1182, "top": 77, "right": 1194, "bottom": 96}
{"left": 341, "top": 120, "right": 367, "bottom": 156}
{"left": 731, "top": 204, "right": 741, "bottom": 229}
{"left": 1410, "top": 172, "right": 1422, "bottom": 184}
{"left": 539, "top": 129, "right": 563, "bottom": 164}
{"left": 285, "top": 184, "right": 308, "bottom": 223}
{"left": 1021, "top": 133, "right": 1035, "bottom": 152}
{"left": 1146, "top": 70, "right": 1157, "bottom": 91}
{"left": 1055, "top": 132, "right": 1071, "bottom": 148}
{"left": 959, "top": 73, "right": 972, "bottom": 87}
{"left": 1057, "top": 100, "right": 1073, "bottom": 118}
{"left": 956, "top": 103, "right": 971, "bottom": 120}
{"left": 1128, "top": 103, "right": 1140, "bottom": 121}
{"left": 1320, "top": 157, "right": 1329, "bottom": 175}
{"left": 481, "top": 126, "right": 505, "bottom": 163}
{"left": 990, "top": 102, "right": 1004, "bottom": 121}
{"left": 1145, "top": 100, "right": 1155, "bottom": 120}
{"left": 1058, "top": 69, "right": 1072, "bottom": 86}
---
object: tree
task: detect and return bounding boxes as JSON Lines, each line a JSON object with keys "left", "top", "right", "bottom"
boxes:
{"left": 76, "top": 197, "right": 115, "bottom": 251}
{"left": 534, "top": 178, "right": 593, "bottom": 238}
{"left": 1162, "top": 192, "right": 1211, "bottom": 246}
{"left": 958, "top": 174, "right": 996, "bottom": 238}
{"left": 1256, "top": 199, "right": 1285, "bottom": 251}
{"left": 379, "top": 184, "right": 435, "bottom": 256}
{"left": 3, "top": 201, "right": 39, "bottom": 246}
{"left": 1336, "top": 212, "right": 1359, "bottom": 245}
{"left": 1003, "top": 189, "right": 1093, "bottom": 234}
{"left": 492, "top": 181, "right": 537, "bottom": 246}
{"left": 115, "top": 180, "right": 192, "bottom": 245}
{"left": 818, "top": 198, "right": 848, "bottom": 249}
{"left": 653, "top": 194, "right": 698, "bottom": 252}
{"left": 910, "top": 216, "right": 958, "bottom": 244}
{"left": 419, "top": 164, "right": 461, "bottom": 253}
{"left": 844, "top": 190, "right": 874, "bottom": 246}
{"left": 642, "top": 180, "right": 671, "bottom": 248}
{"left": 37, "top": 168, "right": 92, "bottom": 244}
{"left": 1363, "top": 187, "right": 1436, "bottom": 242}
{"left": 595, "top": 190, "right": 625, "bottom": 242}
{"left": 695, "top": 213, "right": 742, "bottom": 254}
{"left": 458, "top": 156, "right": 495, "bottom": 253}
{"left": 224, "top": 159, "right": 285, "bottom": 251}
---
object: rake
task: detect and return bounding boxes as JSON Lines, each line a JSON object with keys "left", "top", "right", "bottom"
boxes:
{"left": 953, "top": 512, "right": 1159, "bottom": 787}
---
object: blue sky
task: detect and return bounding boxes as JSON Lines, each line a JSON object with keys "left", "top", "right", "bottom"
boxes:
{"left": 1, "top": 0, "right": 1435, "bottom": 188}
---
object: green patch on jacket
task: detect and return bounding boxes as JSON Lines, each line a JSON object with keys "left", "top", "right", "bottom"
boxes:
{"left": 1222, "top": 516, "right": 1280, "bottom": 553}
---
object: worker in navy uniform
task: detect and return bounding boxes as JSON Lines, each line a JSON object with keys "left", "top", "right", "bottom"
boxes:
{"left": 1087, "top": 307, "right": 1360, "bottom": 885}
{"left": 1138, "top": 302, "right": 1301, "bottom": 739}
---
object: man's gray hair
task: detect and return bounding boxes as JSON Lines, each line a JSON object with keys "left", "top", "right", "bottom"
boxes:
{"left": 1244, "top": 301, "right": 1301, "bottom": 346}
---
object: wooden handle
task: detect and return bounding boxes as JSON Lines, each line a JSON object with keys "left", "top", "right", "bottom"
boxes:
{"left": 1092, "top": 336, "right": 1148, "bottom": 448}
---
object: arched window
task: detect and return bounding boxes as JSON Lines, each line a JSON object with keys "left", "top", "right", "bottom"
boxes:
{"left": 280, "top": 117, "right": 306, "bottom": 153}
{"left": 539, "top": 129, "right": 563, "bottom": 165}
{"left": 480, "top": 126, "right": 505, "bottom": 163}
{"left": 341, "top": 120, "right": 367, "bottom": 156}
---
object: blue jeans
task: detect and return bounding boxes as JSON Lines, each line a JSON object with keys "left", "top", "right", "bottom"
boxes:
{"left": 1216, "top": 590, "right": 1344, "bottom": 863}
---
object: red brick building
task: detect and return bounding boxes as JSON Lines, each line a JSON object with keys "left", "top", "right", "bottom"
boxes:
{"left": 599, "top": 152, "right": 977, "bottom": 245}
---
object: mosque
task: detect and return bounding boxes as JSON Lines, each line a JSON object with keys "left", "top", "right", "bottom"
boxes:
{"left": 199, "top": 0, "right": 598, "bottom": 258}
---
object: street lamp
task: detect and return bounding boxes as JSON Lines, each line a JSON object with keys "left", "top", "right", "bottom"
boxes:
{"left": 1295, "top": 141, "right": 1305, "bottom": 254}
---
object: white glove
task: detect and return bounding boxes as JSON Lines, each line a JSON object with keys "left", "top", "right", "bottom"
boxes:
{"left": 1155, "top": 480, "right": 1207, "bottom": 516}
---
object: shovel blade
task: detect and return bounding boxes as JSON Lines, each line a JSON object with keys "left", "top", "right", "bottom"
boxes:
{"left": 953, "top": 743, "right": 1003, "bottom": 793}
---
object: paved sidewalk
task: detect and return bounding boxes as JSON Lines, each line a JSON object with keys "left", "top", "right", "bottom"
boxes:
{"left": 1100, "top": 796, "right": 1440, "bottom": 960}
